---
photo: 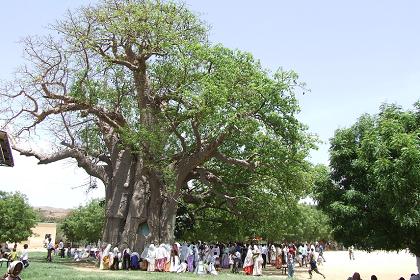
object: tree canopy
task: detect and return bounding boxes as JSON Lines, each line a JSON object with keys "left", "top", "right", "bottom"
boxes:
{"left": 314, "top": 102, "right": 420, "bottom": 256}
{"left": 61, "top": 200, "right": 104, "bottom": 244}
{"left": 0, "top": 191, "right": 37, "bottom": 243}
{"left": 1, "top": 0, "right": 315, "bottom": 250}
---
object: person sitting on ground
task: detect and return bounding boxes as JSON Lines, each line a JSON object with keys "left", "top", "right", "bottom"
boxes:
{"left": 371, "top": 275, "right": 378, "bottom": 280}
{"left": 19, "top": 245, "right": 29, "bottom": 268}
{"left": 1, "top": 261, "right": 24, "bottom": 280}
{"left": 176, "top": 261, "right": 188, "bottom": 273}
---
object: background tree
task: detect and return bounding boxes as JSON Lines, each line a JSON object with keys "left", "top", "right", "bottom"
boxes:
{"left": 0, "top": 191, "right": 37, "bottom": 243}
{"left": 1, "top": 0, "right": 314, "bottom": 251}
{"left": 61, "top": 200, "right": 104, "bottom": 244}
{"left": 314, "top": 102, "right": 420, "bottom": 258}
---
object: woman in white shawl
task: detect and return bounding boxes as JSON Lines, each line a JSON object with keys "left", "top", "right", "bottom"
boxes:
{"left": 252, "top": 245, "right": 264, "bottom": 276}
{"left": 269, "top": 244, "right": 276, "bottom": 266}
{"left": 243, "top": 245, "right": 254, "bottom": 275}
{"left": 145, "top": 244, "right": 156, "bottom": 272}
{"left": 99, "top": 244, "right": 112, "bottom": 270}
{"left": 155, "top": 244, "right": 167, "bottom": 272}
{"left": 207, "top": 252, "right": 218, "bottom": 275}
{"left": 2, "top": 261, "right": 23, "bottom": 280}
{"left": 169, "top": 244, "right": 180, "bottom": 272}
{"left": 140, "top": 244, "right": 149, "bottom": 270}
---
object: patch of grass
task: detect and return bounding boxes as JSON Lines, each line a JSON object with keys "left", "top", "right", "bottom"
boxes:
{"left": 6, "top": 252, "right": 305, "bottom": 279}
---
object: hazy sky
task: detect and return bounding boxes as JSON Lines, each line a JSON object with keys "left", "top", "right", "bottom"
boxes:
{"left": 0, "top": 1, "right": 419, "bottom": 208}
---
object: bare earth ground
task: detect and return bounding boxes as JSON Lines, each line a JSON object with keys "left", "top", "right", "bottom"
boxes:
{"left": 299, "top": 250, "right": 418, "bottom": 280}
{"left": 69, "top": 250, "right": 418, "bottom": 280}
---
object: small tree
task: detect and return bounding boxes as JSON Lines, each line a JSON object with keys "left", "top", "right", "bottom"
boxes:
{"left": 0, "top": 191, "right": 37, "bottom": 243}
{"left": 61, "top": 200, "right": 104, "bottom": 244}
{"left": 314, "top": 102, "right": 420, "bottom": 259}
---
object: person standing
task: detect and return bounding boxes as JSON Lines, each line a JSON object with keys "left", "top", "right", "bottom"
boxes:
{"left": 348, "top": 246, "right": 355, "bottom": 260}
{"left": 58, "top": 240, "right": 65, "bottom": 258}
{"left": 252, "top": 245, "right": 264, "bottom": 276}
{"left": 46, "top": 238, "right": 54, "bottom": 262}
{"left": 287, "top": 251, "right": 295, "bottom": 279}
{"left": 261, "top": 244, "right": 268, "bottom": 269}
{"left": 243, "top": 246, "right": 254, "bottom": 275}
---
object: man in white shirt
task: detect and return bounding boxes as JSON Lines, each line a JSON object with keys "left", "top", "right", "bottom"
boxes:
{"left": 58, "top": 240, "right": 65, "bottom": 258}
{"left": 20, "top": 244, "right": 29, "bottom": 268}
{"left": 47, "top": 238, "right": 54, "bottom": 262}
{"left": 261, "top": 245, "right": 268, "bottom": 268}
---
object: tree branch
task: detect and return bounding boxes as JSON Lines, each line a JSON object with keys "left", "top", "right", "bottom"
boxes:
{"left": 214, "top": 151, "right": 255, "bottom": 170}
{"left": 13, "top": 145, "right": 109, "bottom": 184}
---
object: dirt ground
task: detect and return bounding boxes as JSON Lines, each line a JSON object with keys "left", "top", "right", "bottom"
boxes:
{"left": 288, "top": 250, "right": 419, "bottom": 280}
{"left": 65, "top": 250, "right": 419, "bottom": 280}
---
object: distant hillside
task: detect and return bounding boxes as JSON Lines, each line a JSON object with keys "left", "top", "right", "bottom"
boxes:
{"left": 34, "top": 206, "right": 72, "bottom": 222}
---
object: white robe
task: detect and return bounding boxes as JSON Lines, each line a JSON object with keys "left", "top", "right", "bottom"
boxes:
{"left": 243, "top": 247, "right": 254, "bottom": 268}
{"left": 146, "top": 244, "right": 156, "bottom": 272}
{"left": 195, "top": 261, "right": 206, "bottom": 274}
{"left": 176, "top": 262, "right": 187, "bottom": 273}
{"left": 100, "top": 244, "right": 111, "bottom": 270}
{"left": 270, "top": 245, "right": 276, "bottom": 262}
{"left": 169, "top": 255, "right": 180, "bottom": 272}
{"left": 253, "top": 252, "right": 263, "bottom": 276}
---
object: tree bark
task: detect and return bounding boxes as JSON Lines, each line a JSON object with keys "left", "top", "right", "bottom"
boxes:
{"left": 101, "top": 150, "right": 178, "bottom": 252}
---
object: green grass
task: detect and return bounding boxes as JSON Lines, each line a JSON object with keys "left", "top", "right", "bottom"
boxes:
{"left": 7, "top": 252, "right": 306, "bottom": 280}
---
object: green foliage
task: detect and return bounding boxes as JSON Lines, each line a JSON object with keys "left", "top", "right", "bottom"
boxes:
{"left": 314, "top": 102, "right": 420, "bottom": 256}
{"left": 0, "top": 191, "right": 37, "bottom": 243}
{"left": 61, "top": 200, "right": 104, "bottom": 244}
{"left": 7, "top": 0, "right": 317, "bottom": 247}
{"left": 176, "top": 195, "right": 331, "bottom": 243}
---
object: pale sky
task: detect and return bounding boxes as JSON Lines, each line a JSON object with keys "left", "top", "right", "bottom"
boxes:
{"left": 0, "top": 1, "right": 419, "bottom": 208}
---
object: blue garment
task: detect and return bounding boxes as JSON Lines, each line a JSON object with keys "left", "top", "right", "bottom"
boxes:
{"left": 130, "top": 254, "right": 139, "bottom": 269}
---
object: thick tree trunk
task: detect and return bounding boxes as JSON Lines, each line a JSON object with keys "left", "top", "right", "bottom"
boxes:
{"left": 102, "top": 151, "right": 178, "bottom": 253}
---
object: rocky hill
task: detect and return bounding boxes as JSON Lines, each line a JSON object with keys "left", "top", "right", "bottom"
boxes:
{"left": 34, "top": 206, "right": 72, "bottom": 222}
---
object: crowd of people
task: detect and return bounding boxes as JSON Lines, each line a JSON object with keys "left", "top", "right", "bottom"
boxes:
{"left": 96, "top": 241, "right": 327, "bottom": 278}
{"left": 0, "top": 243, "right": 29, "bottom": 268}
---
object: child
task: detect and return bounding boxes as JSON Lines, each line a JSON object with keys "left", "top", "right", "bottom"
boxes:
{"left": 232, "top": 252, "right": 242, "bottom": 274}
{"left": 20, "top": 244, "right": 29, "bottom": 268}
{"left": 8, "top": 249, "right": 17, "bottom": 262}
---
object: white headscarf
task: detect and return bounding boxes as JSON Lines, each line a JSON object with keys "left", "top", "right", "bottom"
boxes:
{"left": 7, "top": 261, "right": 23, "bottom": 277}
{"left": 146, "top": 244, "right": 156, "bottom": 261}
{"left": 103, "top": 244, "right": 112, "bottom": 257}
{"left": 243, "top": 246, "right": 254, "bottom": 267}
{"left": 141, "top": 244, "right": 150, "bottom": 259}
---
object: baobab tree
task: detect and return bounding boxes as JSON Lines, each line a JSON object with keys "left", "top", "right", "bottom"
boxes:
{"left": 1, "top": 0, "right": 314, "bottom": 251}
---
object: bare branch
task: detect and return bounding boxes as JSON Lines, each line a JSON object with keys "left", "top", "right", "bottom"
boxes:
{"left": 214, "top": 151, "right": 255, "bottom": 170}
{"left": 13, "top": 144, "right": 109, "bottom": 184}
